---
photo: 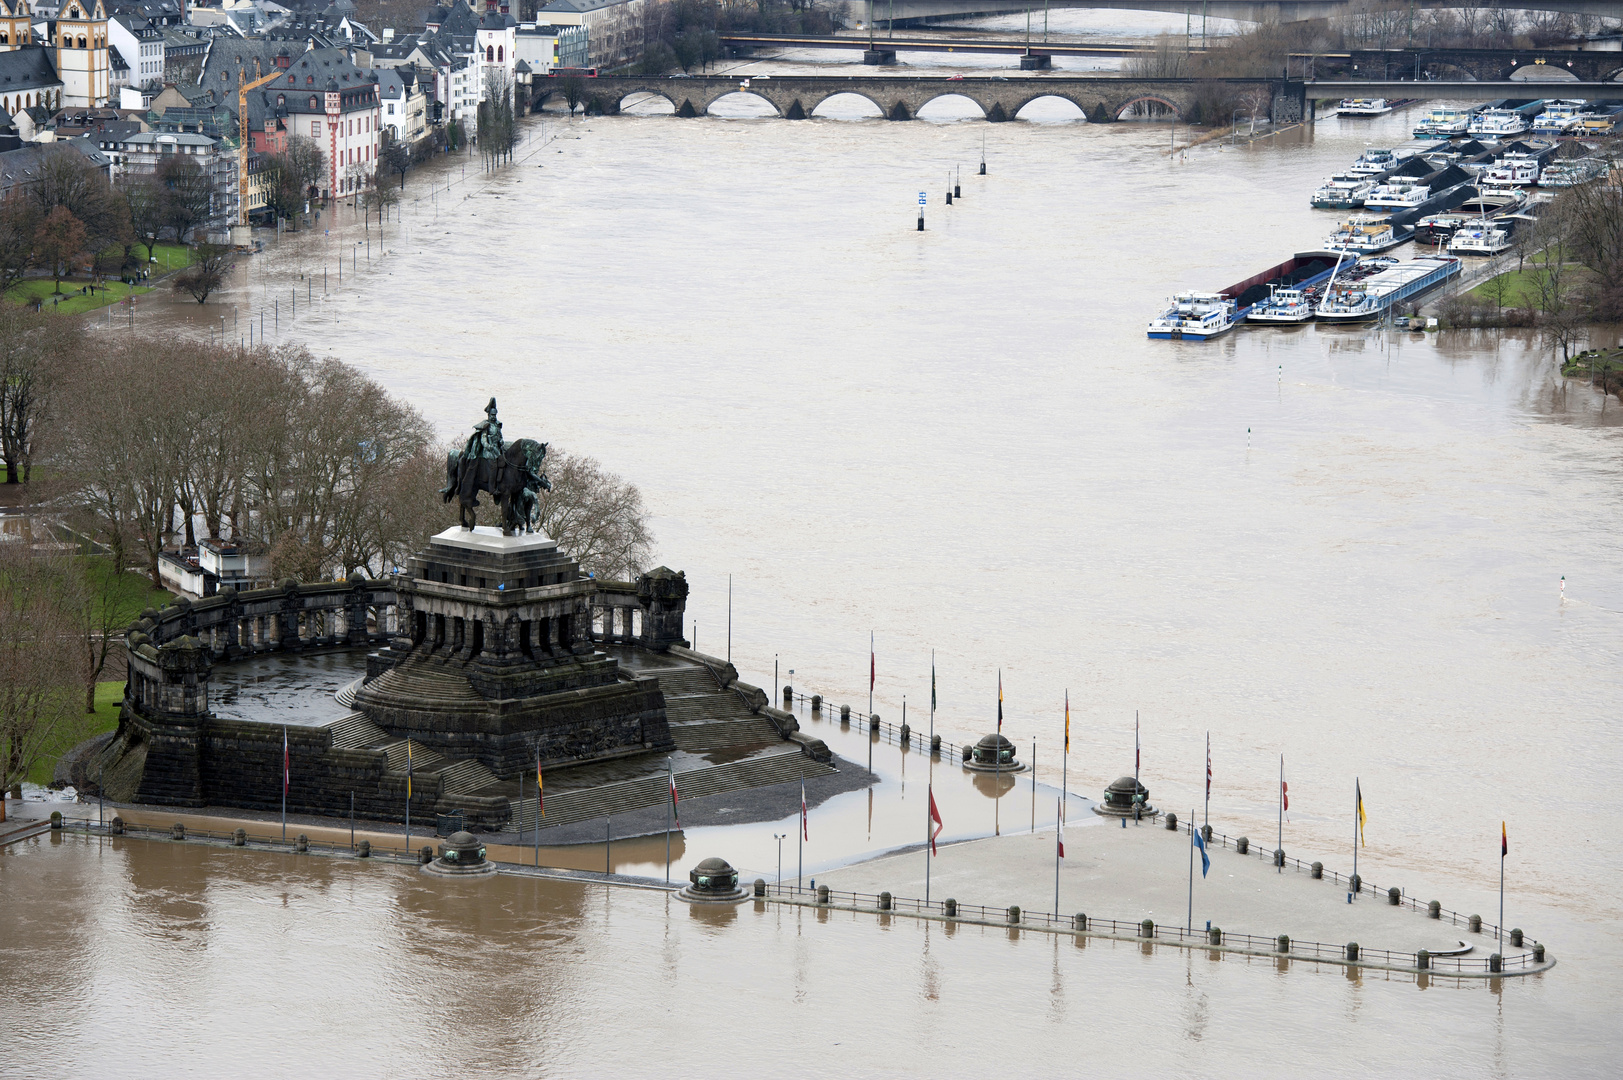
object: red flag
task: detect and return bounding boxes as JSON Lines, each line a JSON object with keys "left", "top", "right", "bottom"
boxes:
{"left": 928, "top": 787, "right": 943, "bottom": 856}
{"left": 537, "top": 751, "right": 544, "bottom": 819}
{"left": 1281, "top": 780, "right": 1289, "bottom": 812}
{"left": 801, "top": 780, "right": 808, "bottom": 842}
{"left": 670, "top": 773, "right": 680, "bottom": 829}
{"left": 997, "top": 670, "right": 1003, "bottom": 732}
{"left": 1057, "top": 800, "right": 1065, "bottom": 859}
{"left": 283, "top": 727, "right": 289, "bottom": 795}
{"left": 1502, "top": 821, "right": 1508, "bottom": 857}
{"left": 869, "top": 633, "right": 875, "bottom": 692}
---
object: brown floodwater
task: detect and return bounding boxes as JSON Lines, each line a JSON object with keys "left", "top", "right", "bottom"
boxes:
{"left": 48, "top": 82, "right": 1623, "bottom": 1075}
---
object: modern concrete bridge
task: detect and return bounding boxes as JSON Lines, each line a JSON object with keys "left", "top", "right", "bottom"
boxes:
{"left": 1305, "top": 80, "right": 1623, "bottom": 103}
{"left": 568, "top": 74, "right": 1304, "bottom": 122}
{"left": 1326, "top": 48, "right": 1623, "bottom": 84}
{"left": 836, "top": 0, "right": 1621, "bottom": 27}
{"left": 719, "top": 32, "right": 1208, "bottom": 59}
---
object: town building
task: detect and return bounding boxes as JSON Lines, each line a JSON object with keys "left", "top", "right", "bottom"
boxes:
{"left": 108, "top": 12, "right": 162, "bottom": 90}
{"left": 49, "top": 0, "right": 111, "bottom": 107}
{"left": 0, "top": 42, "right": 65, "bottom": 117}
{"left": 536, "top": 0, "right": 643, "bottom": 68}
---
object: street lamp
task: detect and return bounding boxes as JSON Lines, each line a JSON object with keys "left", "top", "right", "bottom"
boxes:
{"left": 774, "top": 833, "right": 786, "bottom": 888}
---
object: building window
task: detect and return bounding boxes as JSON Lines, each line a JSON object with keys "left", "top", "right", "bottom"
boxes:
{"left": 497, "top": 46, "right": 503, "bottom": 62}
{"left": 486, "top": 45, "right": 493, "bottom": 62}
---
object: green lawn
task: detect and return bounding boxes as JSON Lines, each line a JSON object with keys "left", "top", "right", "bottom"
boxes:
{"left": 26, "top": 681, "right": 127, "bottom": 786}
{"left": 9, "top": 278, "right": 152, "bottom": 316}
{"left": 137, "top": 242, "right": 196, "bottom": 274}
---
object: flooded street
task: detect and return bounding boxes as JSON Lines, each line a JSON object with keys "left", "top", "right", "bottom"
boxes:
{"left": 26, "top": 91, "right": 1623, "bottom": 1075}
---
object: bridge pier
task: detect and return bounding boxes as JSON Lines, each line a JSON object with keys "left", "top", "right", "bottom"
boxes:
{"left": 864, "top": 49, "right": 897, "bottom": 65}
{"left": 1019, "top": 52, "right": 1052, "bottom": 70}
{"left": 888, "top": 101, "right": 912, "bottom": 120}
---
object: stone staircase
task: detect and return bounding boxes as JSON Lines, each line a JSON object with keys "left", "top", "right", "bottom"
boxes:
{"left": 655, "top": 665, "right": 784, "bottom": 751}
{"left": 327, "top": 712, "right": 389, "bottom": 750}
{"left": 508, "top": 750, "right": 835, "bottom": 832}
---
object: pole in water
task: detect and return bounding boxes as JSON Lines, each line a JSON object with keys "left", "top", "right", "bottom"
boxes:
{"left": 946, "top": 173, "right": 952, "bottom": 205}
{"left": 980, "top": 134, "right": 987, "bottom": 175}
{"left": 917, "top": 208, "right": 924, "bottom": 231}
{"left": 1560, "top": 575, "right": 1565, "bottom": 602}
{"left": 955, "top": 164, "right": 961, "bottom": 198}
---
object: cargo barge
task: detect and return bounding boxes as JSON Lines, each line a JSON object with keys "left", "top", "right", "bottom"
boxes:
{"left": 1316, "top": 256, "right": 1463, "bottom": 322}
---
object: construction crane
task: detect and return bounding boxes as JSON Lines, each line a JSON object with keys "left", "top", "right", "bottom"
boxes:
{"left": 237, "top": 60, "right": 284, "bottom": 227}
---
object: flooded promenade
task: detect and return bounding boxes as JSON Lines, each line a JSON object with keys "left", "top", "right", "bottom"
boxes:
{"left": 11, "top": 61, "right": 1623, "bottom": 1075}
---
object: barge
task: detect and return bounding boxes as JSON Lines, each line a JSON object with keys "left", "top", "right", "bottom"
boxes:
{"left": 1316, "top": 256, "right": 1462, "bottom": 322}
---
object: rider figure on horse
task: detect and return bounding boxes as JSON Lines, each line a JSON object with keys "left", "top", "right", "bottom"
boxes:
{"left": 441, "top": 398, "right": 505, "bottom": 501}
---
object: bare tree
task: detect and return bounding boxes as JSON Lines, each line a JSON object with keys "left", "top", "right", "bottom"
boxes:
{"left": 534, "top": 450, "right": 654, "bottom": 581}
{"left": 0, "top": 187, "right": 39, "bottom": 296}
{"left": 0, "top": 304, "right": 78, "bottom": 487}
{"left": 33, "top": 206, "right": 89, "bottom": 293}
{"left": 173, "top": 243, "right": 231, "bottom": 304}
{"left": 0, "top": 544, "right": 85, "bottom": 818}
{"left": 122, "top": 176, "right": 165, "bottom": 263}
{"left": 158, "top": 155, "right": 216, "bottom": 243}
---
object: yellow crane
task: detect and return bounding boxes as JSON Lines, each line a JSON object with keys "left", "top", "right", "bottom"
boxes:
{"left": 237, "top": 61, "right": 285, "bottom": 227}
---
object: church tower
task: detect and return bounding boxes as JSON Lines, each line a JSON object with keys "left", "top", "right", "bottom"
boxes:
{"left": 54, "top": 0, "right": 108, "bottom": 108}
{"left": 0, "top": 0, "right": 32, "bottom": 51}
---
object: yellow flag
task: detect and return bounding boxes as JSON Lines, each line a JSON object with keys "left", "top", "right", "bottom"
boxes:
{"left": 1356, "top": 778, "right": 1366, "bottom": 847}
{"left": 406, "top": 739, "right": 412, "bottom": 799}
{"left": 1063, "top": 691, "right": 1070, "bottom": 755}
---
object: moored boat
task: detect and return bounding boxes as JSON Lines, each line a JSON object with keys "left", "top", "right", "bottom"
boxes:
{"left": 1449, "top": 225, "right": 1513, "bottom": 256}
{"left": 1364, "top": 181, "right": 1431, "bottom": 210}
{"left": 1532, "top": 100, "right": 1585, "bottom": 135}
{"left": 1316, "top": 256, "right": 1463, "bottom": 322}
{"left": 1346, "top": 147, "right": 1416, "bottom": 177}
{"left": 1246, "top": 284, "right": 1319, "bottom": 324}
{"left": 1468, "top": 108, "right": 1531, "bottom": 138}
{"left": 1482, "top": 151, "right": 1541, "bottom": 186}
{"left": 1414, "top": 106, "right": 1473, "bottom": 139}
{"left": 1147, "top": 292, "right": 1238, "bottom": 340}
{"left": 1339, "top": 98, "right": 1393, "bottom": 117}
{"left": 1311, "top": 175, "right": 1377, "bottom": 209}
{"left": 1324, "top": 214, "right": 1407, "bottom": 255}
{"left": 1540, "top": 158, "right": 1605, "bottom": 187}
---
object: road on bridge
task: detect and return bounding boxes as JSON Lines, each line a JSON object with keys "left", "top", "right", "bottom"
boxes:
{"left": 721, "top": 32, "right": 1209, "bottom": 58}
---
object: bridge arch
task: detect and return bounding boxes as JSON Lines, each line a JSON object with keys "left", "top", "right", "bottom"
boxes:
{"left": 617, "top": 90, "right": 677, "bottom": 115}
{"left": 706, "top": 90, "right": 781, "bottom": 118}
{"left": 1012, "top": 93, "right": 1089, "bottom": 122}
{"left": 1507, "top": 62, "right": 1578, "bottom": 81}
{"left": 1114, "top": 95, "right": 1183, "bottom": 120}
{"left": 808, "top": 91, "right": 887, "bottom": 119}
{"left": 915, "top": 92, "right": 988, "bottom": 121}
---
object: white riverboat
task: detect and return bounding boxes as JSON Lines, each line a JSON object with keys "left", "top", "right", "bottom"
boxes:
{"left": 1540, "top": 158, "right": 1606, "bottom": 187}
{"left": 1146, "top": 292, "right": 1239, "bottom": 341}
{"left": 1483, "top": 151, "right": 1542, "bottom": 186}
{"left": 1311, "top": 175, "right": 1377, "bottom": 209}
{"left": 1246, "top": 284, "right": 1319, "bottom": 324}
{"left": 1468, "top": 108, "right": 1531, "bottom": 138}
{"left": 1532, "top": 100, "right": 1586, "bottom": 135}
{"left": 1346, "top": 147, "right": 1415, "bottom": 177}
{"left": 1339, "top": 98, "right": 1393, "bottom": 117}
{"left": 1363, "top": 181, "right": 1432, "bottom": 210}
{"left": 1414, "top": 107, "right": 1473, "bottom": 139}
{"left": 1449, "top": 224, "right": 1513, "bottom": 256}
{"left": 1324, "top": 215, "right": 1407, "bottom": 255}
{"left": 1317, "top": 256, "right": 1463, "bottom": 322}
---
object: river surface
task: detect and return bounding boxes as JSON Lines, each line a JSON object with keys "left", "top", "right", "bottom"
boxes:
{"left": 31, "top": 80, "right": 1623, "bottom": 1076}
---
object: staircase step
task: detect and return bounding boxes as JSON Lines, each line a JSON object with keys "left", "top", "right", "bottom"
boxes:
{"left": 328, "top": 711, "right": 389, "bottom": 750}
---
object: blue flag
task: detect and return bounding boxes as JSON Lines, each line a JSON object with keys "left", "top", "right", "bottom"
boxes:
{"left": 1193, "top": 829, "right": 1210, "bottom": 878}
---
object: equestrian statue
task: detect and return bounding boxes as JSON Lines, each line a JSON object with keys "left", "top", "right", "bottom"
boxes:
{"left": 440, "top": 398, "right": 551, "bottom": 535}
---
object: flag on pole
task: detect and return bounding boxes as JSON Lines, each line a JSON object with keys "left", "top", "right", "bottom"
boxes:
{"left": 1356, "top": 779, "right": 1366, "bottom": 847}
{"left": 406, "top": 738, "right": 412, "bottom": 800}
{"left": 1063, "top": 691, "right": 1070, "bottom": 755}
{"left": 1135, "top": 712, "right": 1140, "bottom": 772}
{"left": 670, "top": 771, "right": 681, "bottom": 829}
{"left": 928, "top": 787, "right": 943, "bottom": 856}
{"left": 283, "top": 727, "right": 290, "bottom": 795}
{"left": 931, "top": 661, "right": 936, "bottom": 712}
{"left": 1194, "top": 827, "right": 1210, "bottom": 877}
{"left": 1057, "top": 808, "right": 1065, "bottom": 859}
{"left": 537, "top": 753, "right": 545, "bottom": 819}
{"left": 997, "top": 670, "right": 1003, "bottom": 732}
{"left": 1502, "top": 821, "right": 1508, "bottom": 857}
{"left": 801, "top": 780, "right": 809, "bottom": 841}
{"left": 870, "top": 633, "right": 875, "bottom": 692}
{"left": 1205, "top": 733, "right": 1211, "bottom": 798}
{"left": 1281, "top": 778, "right": 1289, "bottom": 812}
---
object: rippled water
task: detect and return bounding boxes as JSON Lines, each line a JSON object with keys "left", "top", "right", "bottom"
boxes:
{"left": 53, "top": 89, "right": 1623, "bottom": 1074}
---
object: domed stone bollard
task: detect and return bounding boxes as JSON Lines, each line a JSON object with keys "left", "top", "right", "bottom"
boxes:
{"left": 1278, "top": 934, "right": 1290, "bottom": 953}
{"left": 1428, "top": 900, "right": 1441, "bottom": 919}
{"left": 811, "top": 694, "right": 821, "bottom": 711}
{"left": 962, "top": 744, "right": 973, "bottom": 762}
{"left": 1489, "top": 953, "right": 1502, "bottom": 973}
{"left": 817, "top": 885, "right": 830, "bottom": 905}
{"left": 899, "top": 723, "right": 910, "bottom": 744}
{"left": 419, "top": 845, "right": 434, "bottom": 864}
{"left": 840, "top": 705, "right": 850, "bottom": 725}
{"left": 111, "top": 816, "right": 124, "bottom": 835}
{"left": 1350, "top": 873, "right": 1362, "bottom": 894}
{"left": 944, "top": 898, "right": 957, "bottom": 918}
{"left": 1274, "top": 848, "right": 1285, "bottom": 867}
{"left": 233, "top": 828, "right": 246, "bottom": 846}
{"left": 296, "top": 834, "right": 309, "bottom": 853}
{"left": 1074, "top": 913, "right": 1088, "bottom": 931}
{"left": 1201, "top": 825, "right": 1213, "bottom": 842}
{"left": 753, "top": 878, "right": 766, "bottom": 898}
{"left": 1468, "top": 914, "right": 1482, "bottom": 933}
{"left": 782, "top": 686, "right": 793, "bottom": 709}
{"left": 1165, "top": 813, "right": 1177, "bottom": 831}
{"left": 869, "top": 713, "right": 880, "bottom": 732}
{"left": 930, "top": 734, "right": 941, "bottom": 756}
{"left": 1208, "top": 927, "right": 1222, "bottom": 946}
{"left": 1140, "top": 919, "right": 1155, "bottom": 939}
{"left": 878, "top": 891, "right": 892, "bottom": 911}
{"left": 50, "top": 811, "right": 62, "bottom": 830}
{"left": 1311, "top": 861, "right": 1323, "bottom": 879}
{"left": 1416, "top": 949, "right": 1430, "bottom": 970}
{"left": 171, "top": 822, "right": 186, "bottom": 841}
{"left": 1510, "top": 928, "right": 1523, "bottom": 947}
{"left": 1388, "top": 887, "right": 1401, "bottom": 906}
{"left": 1533, "top": 943, "right": 1546, "bottom": 963}
{"left": 1235, "top": 836, "right": 1249, "bottom": 855}
{"left": 1346, "top": 942, "right": 1360, "bottom": 962}
{"left": 357, "top": 840, "right": 370, "bottom": 858}
{"left": 1007, "top": 906, "right": 1020, "bottom": 925}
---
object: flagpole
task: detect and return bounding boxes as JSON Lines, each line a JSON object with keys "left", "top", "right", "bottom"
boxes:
{"left": 665, "top": 757, "right": 672, "bottom": 885}
{"left": 927, "top": 652, "right": 935, "bottom": 904}
{"left": 1352, "top": 777, "right": 1359, "bottom": 897}
{"left": 1054, "top": 795, "right": 1062, "bottom": 914}
{"left": 797, "top": 764, "right": 805, "bottom": 892}
{"left": 1060, "top": 690, "right": 1068, "bottom": 915}
{"left": 1499, "top": 824, "right": 1505, "bottom": 953}
{"left": 282, "top": 726, "right": 288, "bottom": 842}
{"left": 1188, "top": 806, "right": 1195, "bottom": 930}
{"left": 726, "top": 573, "right": 731, "bottom": 664}
{"left": 1204, "top": 730, "right": 1210, "bottom": 829}
{"left": 404, "top": 738, "right": 412, "bottom": 859}
{"left": 535, "top": 752, "right": 543, "bottom": 868}
{"left": 1278, "top": 753, "right": 1284, "bottom": 872}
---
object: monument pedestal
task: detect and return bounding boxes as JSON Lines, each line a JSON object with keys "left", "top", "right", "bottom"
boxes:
{"left": 357, "top": 527, "right": 674, "bottom": 776}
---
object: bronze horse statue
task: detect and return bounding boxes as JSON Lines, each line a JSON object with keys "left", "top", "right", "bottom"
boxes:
{"left": 443, "top": 437, "right": 551, "bottom": 535}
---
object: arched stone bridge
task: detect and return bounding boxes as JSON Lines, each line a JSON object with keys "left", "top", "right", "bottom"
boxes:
{"left": 1343, "top": 48, "right": 1623, "bottom": 84}
{"left": 564, "top": 75, "right": 1304, "bottom": 123}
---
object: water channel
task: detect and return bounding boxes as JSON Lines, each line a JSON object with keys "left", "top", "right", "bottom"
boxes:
{"left": 9, "top": 51, "right": 1623, "bottom": 1075}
